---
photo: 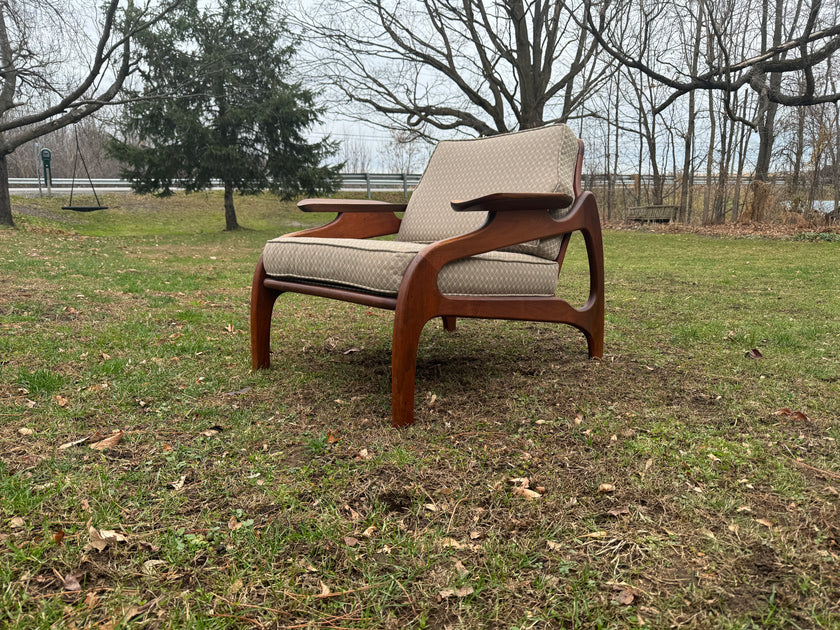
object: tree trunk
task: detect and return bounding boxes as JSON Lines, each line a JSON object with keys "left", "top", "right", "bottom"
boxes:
{"left": 224, "top": 180, "right": 239, "bottom": 231}
{"left": 0, "top": 154, "right": 14, "bottom": 227}
{"left": 702, "top": 90, "right": 716, "bottom": 225}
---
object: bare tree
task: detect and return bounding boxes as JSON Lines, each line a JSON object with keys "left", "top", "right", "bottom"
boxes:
{"left": 0, "top": 0, "right": 177, "bottom": 226}
{"left": 300, "top": 0, "right": 613, "bottom": 138}
{"left": 339, "top": 136, "right": 373, "bottom": 173}
{"left": 584, "top": 0, "right": 840, "bottom": 109}
{"left": 379, "top": 129, "right": 431, "bottom": 174}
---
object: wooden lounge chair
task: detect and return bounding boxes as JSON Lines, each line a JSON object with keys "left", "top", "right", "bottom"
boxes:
{"left": 250, "top": 124, "right": 604, "bottom": 427}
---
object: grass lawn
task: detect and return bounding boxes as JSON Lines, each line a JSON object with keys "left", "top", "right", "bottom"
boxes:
{"left": 1, "top": 192, "right": 839, "bottom": 629}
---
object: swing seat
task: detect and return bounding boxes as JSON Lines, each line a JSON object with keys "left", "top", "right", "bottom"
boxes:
{"left": 62, "top": 205, "right": 108, "bottom": 212}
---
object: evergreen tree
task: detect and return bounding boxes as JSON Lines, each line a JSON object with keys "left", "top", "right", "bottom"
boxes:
{"left": 109, "top": 0, "right": 340, "bottom": 230}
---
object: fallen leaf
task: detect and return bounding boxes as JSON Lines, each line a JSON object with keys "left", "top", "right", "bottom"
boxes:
{"left": 438, "top": 586, "right": 474, "bottom": 600}
{"left": 362, "top": 525, "right": 377, "bottom": 538}
{"left": 509, "top": 477, "right": 530, "bottom": 487}
{"left": 424, "top": 503, "right": 439, "bottom": 512}
{"left": 574, "top": 412, "right": 584, "bottom": 425}
{"left": 579, "top": 531, "right": 608, "bottom": 539}
{"left": 88, "top": 527, "right": 127, "bottom": 551}
{"left": 736, "top": 505, "right": 754, "bottom": 513}
{"left": 89, "top": 431, "right": 124, "bottom": 451}
{"left": 440, "top": 538, "right": 467, "bottom": 550}
{"left": 608, "top": 506, "right": 631, "bottom": 517}
{"left": 453, "top": 560, "right": 469, "bottom": 578}
{"left": 469, "top": 531, "right": 481, "bottom": 540}
{"left": 59, "top": 435, "right": 90, "bottom": 450}
{"left": 357, "top": 448, "right": 371, "bottom": 461}
{"left": 615, "top": 588, "right": 637, "bottom": 605}
{"left": 546, "top": 540, "right": 563, "bottom": 552}
{"left": 755, "top": 518, "right": 774, "bottom": 528}
{"left": 773, "top": 408, "right": 793, "bottom": 416}
{"left": 10, "top": 517, "right": 24, "bottom": 529}
{"left": 746, "top": 348, "right": 763, "bottom": 359}
{"left": 512, "top": 486, "right": 542, "bottom": 500}
{"left": 319, "top": 581, "right": 331, "bottom": 596}
{"left": 200, "top": 426, "right": 222, "bottom": 437}
{"left": 143, "top": 559, "right": 167, "bottom": 575}
{"left": 167, "top": 475, "right": 186, "bottom": 491}
{"left": 54, "top": 530, "right": 65, "bottom": 545}
{"left": 343, "top": 347, "right": 362, "bottom": 355}
{"left": 826, "top": 486, "right": 839, "bottom": 497}
{"left": 326, "top": 432, "right": 340, "bottom": 444}
{"left": 228, "top": 515, "right": 243, "bottom": 531}
{"left": 55, "top": 395, "right": 68, "bottom": 407}
{"left": 791, "top": 410, "right": 810, "bottom": 422}
{"left": 18, "top": 427, "right": 34, "bottom": 436}
{"left": 343, "top": 536, "right": 359, "bottom": 547}
{"left": 598, "top": 483, "right": 616, "bottom": 493}
{"left": 63, "top": 574, "right": 82, "bottom": 592}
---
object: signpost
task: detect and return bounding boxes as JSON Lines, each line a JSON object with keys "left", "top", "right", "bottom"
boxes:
{"left": 35, "top": 142, "right": 43, "bottom": 197}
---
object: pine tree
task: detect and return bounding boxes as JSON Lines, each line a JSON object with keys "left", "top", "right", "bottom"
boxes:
{"left": 109, "top": 0, "right": 340, "bottom": 230}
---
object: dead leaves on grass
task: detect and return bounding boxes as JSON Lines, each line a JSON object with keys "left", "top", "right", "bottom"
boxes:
{"left": 87, "top": 525, "right": 128, "bottom": 552}
{"left": 58, "top": 429, "right": 124, "bottom": 451}
{"left": 509, "top": 477, "right": 545, "bottom": 500}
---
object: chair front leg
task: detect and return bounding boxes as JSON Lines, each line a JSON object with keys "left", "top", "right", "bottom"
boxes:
{"left": 391, "top": 304, "right": 432, "bottom": 427}
{"left": 250, "top": 257, "right": 282, "bottom": 370}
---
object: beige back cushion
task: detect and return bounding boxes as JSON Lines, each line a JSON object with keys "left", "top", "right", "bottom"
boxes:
{"left": 396, "top": 124, "right": 580, "bottom": 260}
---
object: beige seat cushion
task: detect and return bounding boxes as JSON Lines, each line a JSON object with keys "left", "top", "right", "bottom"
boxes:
{"left": 262, "top": 237, "right": 559, "bottom": 297}
{"left": 396, "top": 124, "right": 579, "bottom": 260}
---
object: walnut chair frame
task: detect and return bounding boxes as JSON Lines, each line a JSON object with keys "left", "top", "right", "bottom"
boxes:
{"left": 251, "top": 140, "right": 604, "bottom": 427}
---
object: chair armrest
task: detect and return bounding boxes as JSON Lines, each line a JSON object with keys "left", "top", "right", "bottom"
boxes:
{"left": 417, "top": 192, "right": 599, "bottom": 267}
{"left": 286, "top": 199, "right": 404, "bottom": 239}
{"left": 298, "top": 198, "right": 408, "bottom": 213}
{"left": 450, "top": 192, "right": 573, "bottom": 213}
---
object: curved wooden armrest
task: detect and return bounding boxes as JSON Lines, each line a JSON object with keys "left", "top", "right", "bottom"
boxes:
{"left": 286, "top": 199, "right": 403, "bottom": 239}
{"left": 450, "top": 192, "right": 573, "bottom": 213}
{"left": 297, "top": 198, "right": 408, "bottom": 213}
{"left": 419, "top": 192, "right": 599, "bottom": 268}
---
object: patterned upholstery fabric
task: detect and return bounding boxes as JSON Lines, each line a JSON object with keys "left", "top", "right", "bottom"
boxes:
{"left": 262, "top": 237, "right": 560, "bottom": 297}
{"left": 396, "top": 124, "right": 579, "bottom": 260}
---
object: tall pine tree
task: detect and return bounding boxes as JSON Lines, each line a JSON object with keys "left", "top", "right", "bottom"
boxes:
{"left": 109, "top": 0, "right": 340, "bottom": 230}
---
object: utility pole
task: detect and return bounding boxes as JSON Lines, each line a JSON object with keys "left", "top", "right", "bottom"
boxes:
{"left": 35, "top": 141, "right": 43, "bottom": 197}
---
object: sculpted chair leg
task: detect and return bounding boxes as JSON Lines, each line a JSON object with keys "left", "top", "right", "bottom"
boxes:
{"left": 442, "top": 316, "right": 457, "bottom": 332}
{"left": 391, "top": 305, "right": 434, "bottom": 427}
{"left": 581, "top": 200, "right": 605, "bottom": 359}
{"left": 250, "top": 257, "right": 281, "bottom": 370}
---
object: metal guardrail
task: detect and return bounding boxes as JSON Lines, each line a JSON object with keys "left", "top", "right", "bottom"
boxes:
{"left": 9, "top": 173, "right": 423, "bottom": 198}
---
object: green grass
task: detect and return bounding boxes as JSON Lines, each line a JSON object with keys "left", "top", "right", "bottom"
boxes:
{"left": 1, "top": 192, "right": 839, "bottom": 628}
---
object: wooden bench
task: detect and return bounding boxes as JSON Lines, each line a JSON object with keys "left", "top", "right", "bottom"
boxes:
{"left": 627, "top": 205, "right": 678, "bottom": 223}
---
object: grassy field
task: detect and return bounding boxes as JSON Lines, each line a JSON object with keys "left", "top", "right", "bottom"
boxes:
{"left": 1, "top": 192, "right": 839, "bottom": 629}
